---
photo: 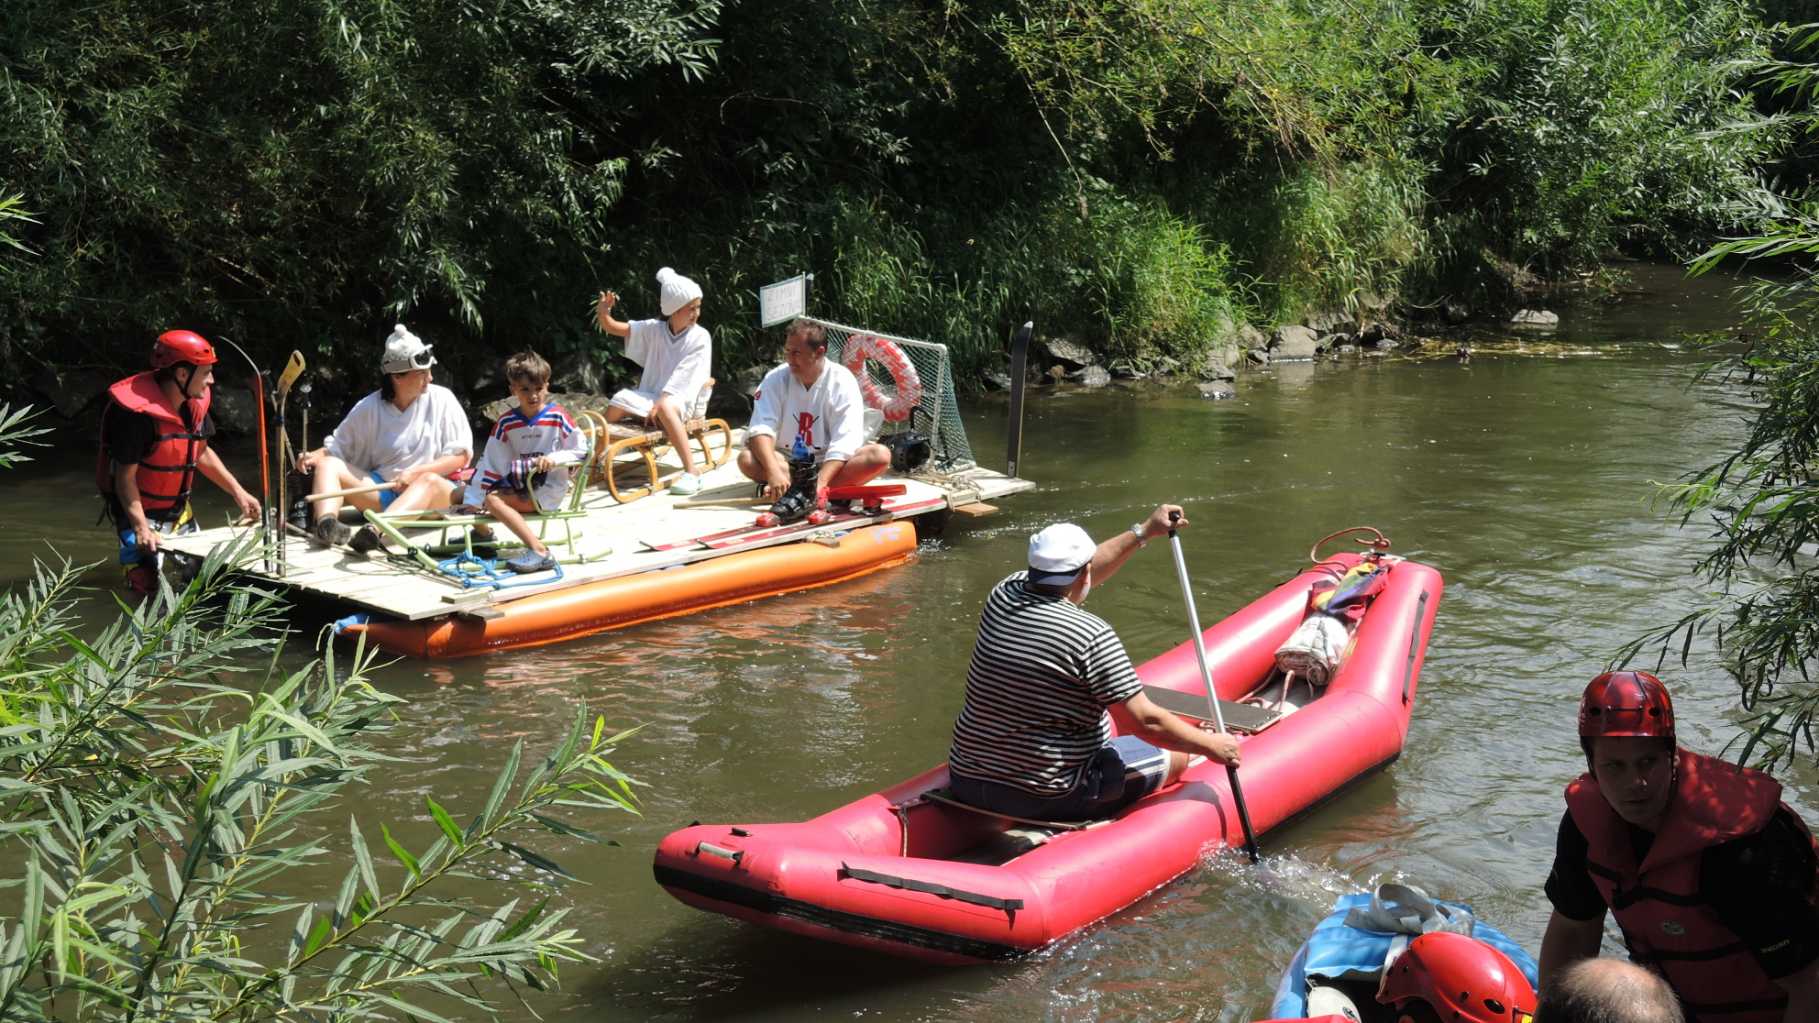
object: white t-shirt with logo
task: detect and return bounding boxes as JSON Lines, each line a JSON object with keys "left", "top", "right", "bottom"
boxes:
{"left": 746, "top": 361, "right": 866, "bottom": 463}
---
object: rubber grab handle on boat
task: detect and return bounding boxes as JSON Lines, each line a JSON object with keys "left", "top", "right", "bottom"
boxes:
{"left": 695, "top": 842, "right": 744, "bottom": 865}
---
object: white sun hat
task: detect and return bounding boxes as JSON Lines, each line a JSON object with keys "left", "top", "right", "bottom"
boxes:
{"left": 1027, "top": 523, "right": 1095, "bottom": 586}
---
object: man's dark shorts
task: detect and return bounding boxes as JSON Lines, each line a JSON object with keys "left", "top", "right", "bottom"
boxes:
{"left": 949, "top": 735, "right": 1170, "bottom": 822}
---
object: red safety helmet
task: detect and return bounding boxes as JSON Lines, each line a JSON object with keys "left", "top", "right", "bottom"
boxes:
{"left": 1578, "top": 670, "right": 1674, "bottom": 741}
{"left": 1377, "top": 932, "right": 1536, "bottom": 1023}
{"left": 150, "top": 329, "right": 218, "bottom": 371}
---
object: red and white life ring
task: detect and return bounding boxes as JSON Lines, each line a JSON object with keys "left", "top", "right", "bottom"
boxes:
{"left": 843, "top": 334, "right": 923, "bottom": 423}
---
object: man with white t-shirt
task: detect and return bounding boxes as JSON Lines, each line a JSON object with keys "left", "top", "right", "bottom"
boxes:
{"left": 737, "top": 319, "right": 891, "bottom": 522}
{"left": 298, "top": 324, "right": 474, "bottom": 553}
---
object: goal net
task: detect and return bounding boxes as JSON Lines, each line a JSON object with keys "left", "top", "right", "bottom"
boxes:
{"left": 805, "top": 317, "right": 977, "bottom": 473}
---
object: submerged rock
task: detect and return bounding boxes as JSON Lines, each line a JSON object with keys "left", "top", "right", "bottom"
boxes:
{"left": 1197, "top": 382, "right": 1237, "bottom": 400}
{"left": 1510, "top": 308, "right": 1560, "bottom": 328}
{"left": 1070, "top": 365, "right": 1112, "bottom": 388}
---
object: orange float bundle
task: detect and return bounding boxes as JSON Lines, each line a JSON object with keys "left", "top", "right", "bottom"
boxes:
{"left": 843, "top": 334, "right": 923, "bottom": 422}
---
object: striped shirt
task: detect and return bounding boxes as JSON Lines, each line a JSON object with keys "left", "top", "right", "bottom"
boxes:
{"left": 462, "top": 402, "right": 586, "bottom": 510}
{"left": 948, "top": 572, "right": 1143, "bottom": 796}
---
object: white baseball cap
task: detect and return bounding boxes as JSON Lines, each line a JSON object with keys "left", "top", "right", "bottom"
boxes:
{"left": 381, "top": 323, "right": 436, "bottom": 374}
{"left": 1027, "top": 523, "right": 1095, "bottom": 586}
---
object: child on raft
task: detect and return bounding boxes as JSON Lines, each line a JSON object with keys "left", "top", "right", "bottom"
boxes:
{"left": 456, "top": 351, "right": 587, "bottom": 574}
{"left": 593, "top": 267, "right": 712, "bottom": 495}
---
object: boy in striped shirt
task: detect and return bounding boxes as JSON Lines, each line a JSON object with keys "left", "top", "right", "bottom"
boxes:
{"left": 459, "top": 351, "right": 587, "bottom": 574}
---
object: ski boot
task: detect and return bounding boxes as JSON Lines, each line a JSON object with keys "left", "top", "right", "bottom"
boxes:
{"left": 755, "top": 450, "right": 822, "bottom": 527}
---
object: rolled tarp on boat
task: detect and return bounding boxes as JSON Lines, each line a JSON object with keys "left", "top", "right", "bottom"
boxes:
{"left": 1257, "top": 887, "right": 1540, "bottom": 1023}
{"left": 653, "top": 550, "right": 1444, "bottom": 962}
{"left": 347, "top": 521, "right": 919, "bottom": 658}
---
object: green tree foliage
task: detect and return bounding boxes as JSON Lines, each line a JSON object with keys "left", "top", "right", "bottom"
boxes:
{"left": 0, "top": 0, "right": 719, "bottom": 376}
{"left": 0, "top": 193, "right": 37, "bottom": 261}
{"left": 1620, "top": 24, "right": 1819, "bottom": 768}
{"left": 1422, "top": 0, "right": 1778, "bottom": 282}
{"left": 0, "top": 0, "right": 1784, "bottom": 399}
{"left": 0, "top": 414, "right": 641, "bottom": 1017}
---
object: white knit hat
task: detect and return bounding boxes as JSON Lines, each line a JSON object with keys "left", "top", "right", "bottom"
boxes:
{"left": 380, "top": 323, "right": 435, "bottom": 374}
{"left": 656, "top": 266, "right": 703, "bottom": 317}
{"left": 1027, "top": 523, "right": 1095, "bottom": 586}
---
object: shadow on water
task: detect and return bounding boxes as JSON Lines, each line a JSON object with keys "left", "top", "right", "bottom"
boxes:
{"left": 590, "top": 922, "right": 967, "bottom": 1022}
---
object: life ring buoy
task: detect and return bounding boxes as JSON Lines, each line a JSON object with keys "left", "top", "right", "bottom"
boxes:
{"left": 843, "top": 334, "right": 923, "bottom": 423}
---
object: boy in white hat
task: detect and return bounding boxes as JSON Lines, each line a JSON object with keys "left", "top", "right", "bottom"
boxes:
{"left": 593, "top": 266, "right": 712, "bottom": 495}
{"left": 297, "top": 324, "right": 473, "bottom": 552}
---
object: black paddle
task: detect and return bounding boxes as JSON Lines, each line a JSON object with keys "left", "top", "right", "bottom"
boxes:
{"left": 1006, "top": 321, "right": 1032, "bottom": 479}
{"left": 1165, "top": 510, "right": 1260, "bottom": 864}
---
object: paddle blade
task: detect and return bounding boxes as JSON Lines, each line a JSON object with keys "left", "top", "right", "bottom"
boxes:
{"left": 276, "top": 350, "right": 305, "bottom": 397}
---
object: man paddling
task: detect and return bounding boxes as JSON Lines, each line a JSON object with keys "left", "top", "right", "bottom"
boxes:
{"left": 1538, "top": 671, "right": 1819, "bottom": 1022}
{"left": 946, "top": 506, "right": 1241, "bottom": 822}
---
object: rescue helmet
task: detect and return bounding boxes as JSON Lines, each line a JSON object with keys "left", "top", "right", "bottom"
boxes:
{"left": 1578, "top": 670, "right": 1674, "bottom": 741}
{"left": 1377, "top": 932, "right": 1537, "bottom": 1023}
{"left": 151, "top": 330, "right": 219, "bottom": 370}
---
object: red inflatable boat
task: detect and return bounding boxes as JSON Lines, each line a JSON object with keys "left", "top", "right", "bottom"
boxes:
{"left": 654, "top": 541, "right": 1444, "bottom": 963}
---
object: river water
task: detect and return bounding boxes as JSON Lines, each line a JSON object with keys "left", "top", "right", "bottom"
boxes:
{"left": 6, "top": 261, "right": 1813, "bottom": 1020}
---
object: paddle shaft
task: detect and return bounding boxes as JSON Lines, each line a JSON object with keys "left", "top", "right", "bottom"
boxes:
{"left": 1166, "top": 513, "right": 1261, "bottom": 864}
{"left": 306, "top": 478, "right": 400, "bottom": 502}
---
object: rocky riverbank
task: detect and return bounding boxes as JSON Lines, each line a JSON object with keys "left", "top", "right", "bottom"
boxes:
{"left": 1000, "top": 304, "right": 1563, "bottom": 400}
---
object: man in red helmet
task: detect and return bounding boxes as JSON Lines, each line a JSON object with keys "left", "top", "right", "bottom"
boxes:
{"left": 1539, "top": 670, "right": 1819, "bottom": 1022}
{"left": 97, "top": 329, "right": 261, "bottom": 594}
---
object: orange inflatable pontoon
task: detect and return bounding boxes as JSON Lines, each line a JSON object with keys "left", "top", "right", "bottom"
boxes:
{"left": 344, "top": 522, "right": 919, "bottom": 658}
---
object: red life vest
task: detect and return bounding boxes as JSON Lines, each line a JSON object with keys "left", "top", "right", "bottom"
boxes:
{"left": 95, "top": 372, "right": 211, "bottom": 521}
{"left": 1565, "top": 748, "right": 1801, "bottom": 1022}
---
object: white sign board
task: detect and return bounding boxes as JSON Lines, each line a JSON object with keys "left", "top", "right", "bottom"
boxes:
{"left": 758, "top": 273, "right": 810, "bottom": 328}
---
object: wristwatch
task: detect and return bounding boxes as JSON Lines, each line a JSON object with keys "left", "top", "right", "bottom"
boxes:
{"left": 1130, "top": 522, "right": 1148, "bottom": 548}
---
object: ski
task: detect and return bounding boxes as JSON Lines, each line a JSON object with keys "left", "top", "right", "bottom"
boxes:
{"left": 700, "top": 496, "right": 942, "bottom": 550}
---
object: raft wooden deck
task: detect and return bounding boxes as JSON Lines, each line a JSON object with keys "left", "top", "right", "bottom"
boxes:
{"left": 162, "top": 455, "right": 1032, "bottom": 622}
